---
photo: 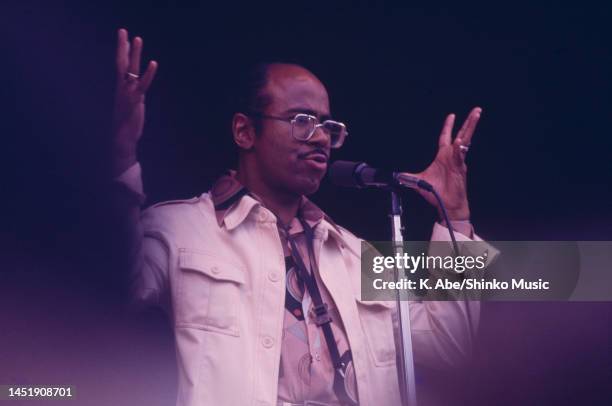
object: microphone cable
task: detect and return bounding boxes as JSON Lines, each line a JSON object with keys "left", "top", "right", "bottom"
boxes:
{"left": 398, "top": 174, "right": 476, "bottom": 348}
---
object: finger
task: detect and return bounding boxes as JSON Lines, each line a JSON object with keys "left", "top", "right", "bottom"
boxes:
{"left": 138, "top": 60, "right": 158, "bottom": 93}
{"left": 128, "top": 36, "right": 143, "bottom": 76}
{"left": 455, "top": 107, "right": 479, "bottom": 138}
{"left": 458, "top": 108, "right": 481, "bottom": 146}
{"left": 453, "top": 143, "right": 468, "bottom": 166}
{"left": 438, "top": 113, "right": 455, "bottom": 147}
{"left": 455, "top": 107, "right": 482, "bottom": 146}
{"left": 116, "top": 28, "right": 129, "bottom": 75}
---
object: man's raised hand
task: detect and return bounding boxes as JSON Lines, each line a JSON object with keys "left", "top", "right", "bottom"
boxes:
{"left": 112, "top": 28, "right": 158, "bottom": 176}
{"left": 402, "top": 107, "right": 482, "bottom": 221}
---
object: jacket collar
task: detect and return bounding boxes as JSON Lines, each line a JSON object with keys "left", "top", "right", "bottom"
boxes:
{"left": 210, "top": 171, "right": 344, "bottom": 241}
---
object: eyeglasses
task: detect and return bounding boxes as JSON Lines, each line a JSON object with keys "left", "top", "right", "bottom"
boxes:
{"left": 251, "top": 113, "right": 348, "bottom": 149}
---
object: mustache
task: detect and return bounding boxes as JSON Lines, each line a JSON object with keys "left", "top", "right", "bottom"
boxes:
{"left": 298, "top": 148, "right": 329, "bottom": 160}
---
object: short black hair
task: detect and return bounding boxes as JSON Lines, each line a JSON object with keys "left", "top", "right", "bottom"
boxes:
{"left": 234, "top": 62, "right": 275, "bottom": 116}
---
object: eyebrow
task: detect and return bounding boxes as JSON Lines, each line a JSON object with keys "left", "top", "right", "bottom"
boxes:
{"left": 284, "top": 107, "right": 333, "bottom": 122}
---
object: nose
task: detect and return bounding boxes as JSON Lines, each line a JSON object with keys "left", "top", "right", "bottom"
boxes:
{"left": 307, "top": 124, "right": 331, "bottom": 150}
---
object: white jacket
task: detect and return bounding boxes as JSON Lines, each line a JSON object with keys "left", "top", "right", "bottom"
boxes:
{"left": 120, "top": 163, "right": 495, "bottom": 406}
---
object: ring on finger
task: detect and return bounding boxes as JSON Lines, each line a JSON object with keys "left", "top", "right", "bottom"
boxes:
{"left": 459, "top": 144, "right": 470, "bottom": 153}
{"left": 125, "top": 72, "right": 140, "bottom": 80}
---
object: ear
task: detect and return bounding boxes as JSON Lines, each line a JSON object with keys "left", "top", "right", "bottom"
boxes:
{"left": 232, "top": 113, "right": 256, "bottom": 150}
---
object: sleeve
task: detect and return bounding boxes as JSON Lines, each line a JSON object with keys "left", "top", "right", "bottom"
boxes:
{"left": 403, "top": 222, "right": 500, "bottom": 369}
{"left": 114, "top": 162, "right": 173, "bottom": 313}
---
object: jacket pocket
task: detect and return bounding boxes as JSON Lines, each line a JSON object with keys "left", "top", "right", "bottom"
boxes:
{"left": 176, "top": 249, "right": 245, "bottom": 336}
{"left": 355, "top": 299, "right": 396, "bottom": 367}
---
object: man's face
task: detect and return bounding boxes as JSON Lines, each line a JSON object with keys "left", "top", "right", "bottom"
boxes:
{"left": 252, "top": 64, "right": 332, "bottom": 197}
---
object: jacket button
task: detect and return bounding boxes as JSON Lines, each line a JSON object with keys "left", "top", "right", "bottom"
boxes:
{"left": 268, "top": 271, "right": 280, "bottom": 282}
{"left": 261, "top": 335, "right": 275, "bottom": 348}
{"left": 210, "top": 266, "right": 220, "bottom": 274}
{"left": 258, "top": 211, "right": 268, "bottom": 222}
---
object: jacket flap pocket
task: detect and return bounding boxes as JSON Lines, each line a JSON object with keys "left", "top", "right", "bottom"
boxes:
{"left": 179, "top": 249, "right": 245, "bottom": 284}
{"left": 355, "top": 297, "right": 395, "bottom": 310}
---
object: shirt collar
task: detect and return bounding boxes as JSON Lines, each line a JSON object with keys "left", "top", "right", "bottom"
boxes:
{"left": 210, "top": 171, "right": 343, "bottom": 237}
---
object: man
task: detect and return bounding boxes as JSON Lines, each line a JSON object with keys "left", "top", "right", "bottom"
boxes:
{"left": 112, "top": 28, "right": 494, "bottom": 405}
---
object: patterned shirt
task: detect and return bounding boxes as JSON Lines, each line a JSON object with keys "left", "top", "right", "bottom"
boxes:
{"left": 211, "top": 172, "right": 358, "bottom": 405}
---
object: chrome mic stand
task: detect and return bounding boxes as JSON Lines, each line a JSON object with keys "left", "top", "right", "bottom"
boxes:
{"left": 389, "top": 190, "right": 417, "bottom": 406}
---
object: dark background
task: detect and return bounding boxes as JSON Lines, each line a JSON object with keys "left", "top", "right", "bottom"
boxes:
{"left": 1, "top": 1, "right": 611, "bottom": 405}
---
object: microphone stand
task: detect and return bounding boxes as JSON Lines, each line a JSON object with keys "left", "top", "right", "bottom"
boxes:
{"left": 389, "top": 189, "right": 418, "bottom": 406}
{"left": 389, "top": 175, "right": 465, "bottom": 406}
{"left": 328, "top": 161, "right": 468, "bottom": 406}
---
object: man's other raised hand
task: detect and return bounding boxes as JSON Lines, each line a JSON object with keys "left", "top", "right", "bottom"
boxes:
{"left": 112, "top": 28, "right": 158, "bottom": 176}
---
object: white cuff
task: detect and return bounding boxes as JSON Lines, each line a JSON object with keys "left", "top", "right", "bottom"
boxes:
{"left": 114, "top": 162, "right": 145, "bottom": 204}
{"left": 115, "top": 162, "right": 143, "bottom": 193}
{"left": 430, "top": 222, "right": 500, "bottom": 266}
{"left": 432, "top": 221, "right": 479, "bottom": 242}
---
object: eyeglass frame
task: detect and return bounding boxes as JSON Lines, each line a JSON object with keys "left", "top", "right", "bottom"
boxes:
{"left": 248, "top": 112, "right": 349, "bottom": 148}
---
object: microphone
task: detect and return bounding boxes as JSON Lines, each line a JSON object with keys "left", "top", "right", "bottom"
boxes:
{"left": 328, "top": 160, "right": 433, "bottom": 191}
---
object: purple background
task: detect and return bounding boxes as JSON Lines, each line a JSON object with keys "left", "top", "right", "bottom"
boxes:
{"left": 1, "top": 1, "right": 611, "bottom": 405}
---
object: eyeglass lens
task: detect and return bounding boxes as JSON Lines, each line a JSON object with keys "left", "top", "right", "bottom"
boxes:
{"left": 292, "top": 115, "right": 346, "bottom": 148}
